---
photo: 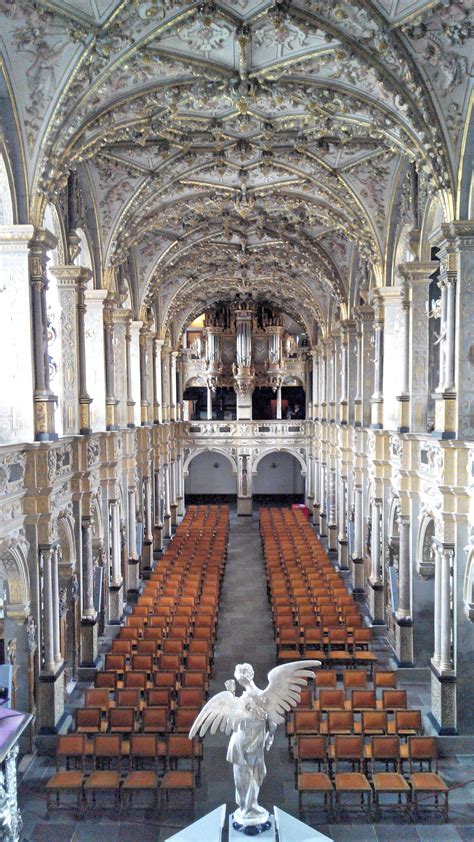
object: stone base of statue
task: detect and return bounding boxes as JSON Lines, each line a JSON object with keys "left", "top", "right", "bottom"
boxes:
{"left": 230, "top": 813, "right": 275, "bottom": 840}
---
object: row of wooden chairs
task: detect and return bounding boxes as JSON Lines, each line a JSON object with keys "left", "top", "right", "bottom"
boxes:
{"left": 295, "top": 734, "right": 449, "bottom": 822}
{"left": 46, "top": 734, "right": 200, "bottom": 817}
{"left": 48, "top": 505, "right": 230, "bottom": 814}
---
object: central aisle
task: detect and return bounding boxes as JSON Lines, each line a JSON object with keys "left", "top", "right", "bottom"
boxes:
{"left": 199, "top": 506, "right": 296, "bottom": 818}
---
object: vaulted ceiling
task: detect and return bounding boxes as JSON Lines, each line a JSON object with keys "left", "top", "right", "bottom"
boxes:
{"left": 1, "top": 0, "right": 472, "bottom": 337}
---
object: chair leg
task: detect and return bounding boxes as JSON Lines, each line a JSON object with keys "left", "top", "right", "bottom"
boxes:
{"left": 444, "top": 793, "right": 449, "bottom": 823}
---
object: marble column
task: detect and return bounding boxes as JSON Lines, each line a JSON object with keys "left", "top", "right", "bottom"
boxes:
{"left": 103, "top": 297, "right": 118, "bottom": 430}
{"left": 207, "top": 385, "right": 213, "bottom": 420}
{"left": 0, "top": 225, "right": 35, "bottom": 443}
{"left": 337, "top": 474, "right": 349, "bottom": 570}
{"left": 395, "top": 513, "right": 414, "bottom": 665}
{"left": 80, "top": 514, "right": 98, "bottom": 675}
{"left": 276, "top": 384, "right": 282, "bottom": 420}
{"left": 170, "top": 351, "right": 178, "bottom": 421}
{"left": 312, "top": 457, "right": 320, "bottom": 528}
{"left": 176, "top": 457, "right": 185, "bottom": 518}
{"left": 41, "top": 547, "right": 55, "bottom": 674}
{"left": 352, "top": 484, "right": 365, "bottom": 592}
{"left": 311, "top": 350, "right": 319, "bottom": 419}
{"left": 140, "top": 330, "right": 151, "bottom": 425}
{"left": 142, "top": 474, "right": 154, "bottom": 570}
{"left": 439, "top": 547, "right": 453, "bottom": 673}
{"left": 170, "top": 459, "right": 178, "bottom": 526}
{"left": 127, "top": 487, "right": 139, "bottom": 593}
{"left": 327, "top": 468, "right": 337, "bottom": 551}
{"left": 109, "top": 501, "right": 123, "bottom": 623}
{"left": 319, "top": 345, "right": 327, "bottom": 423}
{"left": 354, "top": 323, "right": 363, "bottom": 427}
{"left": 397, "top": 285, "right": 411, "bottom": 432}
{"left": 84, "top": 290, "right": 107, "bottom": 431}
{"left": 450, "top": 222, "right": 474, "bottom": 439}
{"left": 161, "top": 346, "right": 170, "bottom": 422}
{"left": 430, "top": 543, "right": 456, "bottom": 734}
{"left": 400, "top": 261, "right": 438, "bottom": 433}
{"left": 153, "top": 467, "right": 164, "bottom": 552}
{"left": 163, "top": 462, "right": 172, "bottom": 538}
{"left": 51, "top": 546, "right": 62, "bottom": 666}
{"left": 29, "top": 230, "right": 58, "bottom": 440}
{"left": 370, "top": 295, "right": 384, "bottom": 429}
{"left": 368, "top": 499, "right": 384, "bottom": 624}
{"left": 433, "top": 544, "right": 442, "bottom": 668}
{"left": 155, "top": 338, "right": 163, "bottom": 423}
{"left": 319, "top": 463, "right": 327, "bottom": 537}
{"left": 339, "top": 330, "right": 349, "bottom": 425}
{"left": 125, "top": 317, "right": 135, "bottom": 428}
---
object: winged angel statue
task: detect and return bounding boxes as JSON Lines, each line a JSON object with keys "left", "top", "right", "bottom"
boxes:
{"left": 189, "top": 660, "right": 319, "bottom": 834}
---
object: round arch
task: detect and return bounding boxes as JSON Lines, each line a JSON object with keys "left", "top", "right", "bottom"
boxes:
{"left": 252, "top": 449, "right": 306, "bottom": 499}
{"left": 183, "top": 447, "right": 238, "bottom": 478}
{"left": 387, "top": 497, "right": 401, "bottom": 543}
{"left": 184, "top": 448, "right": 238, "bottom": 499}
{"left": 416, "top": 515, "right": 436, "bottom": 579}
{"left": 251, "top": 447, "right": 307, "bottom": 476}
{"left": 0, "top": 534, "right": 31, "bottom": 621}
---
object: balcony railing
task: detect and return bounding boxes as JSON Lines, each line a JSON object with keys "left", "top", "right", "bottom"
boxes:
{"left": 183, "top": 420, "right": 308, "bottom": 438}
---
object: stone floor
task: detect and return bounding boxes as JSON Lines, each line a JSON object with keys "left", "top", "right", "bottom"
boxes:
{"left": 18, "top": 506, "right": 474, "bottom": 841}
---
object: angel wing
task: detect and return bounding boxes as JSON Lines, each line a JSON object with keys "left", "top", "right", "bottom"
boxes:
{"left": 259, "top": 660, "right": 320, "bottom": 726}
{"left": 189, "top": 690, "right": 245, "bottom": 740}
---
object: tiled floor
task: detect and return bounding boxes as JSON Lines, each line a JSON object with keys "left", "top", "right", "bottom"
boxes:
{"left": 18, "top": 506, "right": 474, "bottom": 841}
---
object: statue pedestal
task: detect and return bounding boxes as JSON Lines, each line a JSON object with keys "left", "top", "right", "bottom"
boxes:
{"left": 164, "top": 805, "right": 333, "bottom": 842}
{"left": 229, "top": 813, "right": 275, "bottom": 840}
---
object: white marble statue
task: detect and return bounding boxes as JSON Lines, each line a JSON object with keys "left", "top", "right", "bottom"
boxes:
{"left": 189, "top": 660, "right": 319, "bottom": 834}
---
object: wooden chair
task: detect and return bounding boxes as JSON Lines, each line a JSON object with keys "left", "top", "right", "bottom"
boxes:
{"left": 407, "top": 737, "right": 449, "bottom": 822}
{"left": 333, "top": 735, "right": 372, "bottom": 820}
{"left": 294, "top": 735, "right": 333, "bottom": 819}
{"left": 327, "top": 710, "right": 355, "bottom": 737}
{"left": 46, "top": 735, "right": 85, "bottom": 818}
{"left": 122, "top": 734, "right": 161, "bottom": 808}
{"left": 315, "top": 670, "right": 337, "bottom": 690}
{"left": 361, "top": 711, "right": 388, "bottom": 737}
{"left": 160, "top": 735, "right": 197, "bottom": 810}
{"left": 343, "top": 671, "right": 367, "bottom": 691}
{"left": 95, "top": 672, "right": 117, "bottom": 690}
{"left": 379, "top": 689, "right": 407, "bottom": 712}
{"left": 317, "top": 689, "right": 346, "bottom": 712}
{"left": 117, "top": 688, "right": 141, "bottom": 712}
{"left": 177, "top": 688, "right": 205, "bottom": 709}
{"left": 350, "top": 690, "right": 376, "bottom": 712}
{"left": 374, "top": 670, "right": 397, "bottom": 691}
{"left": 83, "top": 735, "right": 123, "bottom": 810}
{"left": 391, "top": 709, "right": 423, "bottom": 738}
{"left": 77, "top": 707, "right": 102, "bottom": 734}
{"left": 124, "top": 671, "right": 148, "bottom": 692}
{"left": 142, "top": 706, "right": 169, "bottom": 735}
{"left": 147, "top": 688, "right": 172, "bottom": 708}
{"left": 370, "top": 736, "right": 411, "bottom": 821}
{"left": 84, "top": 688, "right": 111, "bottom": 713}
{"left": 104, "top": 654, "right": 126, "bottom": 677}
{"left": 109, "top": 706, "right": 135, "bottom": 735}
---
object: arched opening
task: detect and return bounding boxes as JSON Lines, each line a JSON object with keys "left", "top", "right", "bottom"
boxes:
{"left": 184, "top": 450, "right": 237, "bottom": 504}
{"left": 413, "top": 516, "right": 436, "bottom": 668}
{"left": 253, "top": 451, "right": 305, "bottom": 505}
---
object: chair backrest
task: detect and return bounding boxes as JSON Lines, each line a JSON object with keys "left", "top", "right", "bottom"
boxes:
{"left": 85, "top": 688, "right": 110, "bottom": 709}
{"left": 137, "top": 640, "right": 158, "bottom": 656}
{"left": 374, "top": 670, "right": 397, "bottom": 689}
{"left": 132, "top": 654, "right": 153, "bottom": 672}
{"left": 93, "top": 734, "right": 122, "bottom": 759}
{"left": 154, "top": 670, "right": 177, "bottom": 689}
{"left": 117, "top": 688, "right": 141, "bottom": 708}
{"left": 327, "top": 710, "right": 354, "bottom": 735}
{"left": 382, "top": 689, "right": 407, "bottom": 710}
{"left": 104, "top": 654, "right": 126, "bottom": 673}
{"left": 371, "top": 735, "right": 401, "bottom": 762}
{"left": 395, "top": 709, "right": 422, "bottom": 733}
{"left": 408, "top": 736, "right": 438, "bottom": 769}
{"left": 334, "top": 735, "right": 364, "bottom": 765}
{"left": 187, "top": 654, "right": 208, "bottom": 672}
{"left": 182, "top": 670, "right": 207, "bottom": 689}
{"left": 175, "top": 707, "right": 200, "bottom": 732}
{"left": 294, "top": 710, "right": 320, "bottom": 733}
{"left": 328, "top": 627, "right": 347, "bottom": 645}
{"left": 77, "top": 707, "right": 102, "bottom": 731}
{"left": 351, "top": 690, "right": 376, "bottom": 710}
{"left": 167, "top": 734, "right": 195, "bottom": 759}
{"left": 95, "top": 671, "right": 117, "bottom": 690}
{"left": 124, "top": 670, "right": 147, "bottom": 690}
{"left": 147, "top": 688, "right": 171, "bottom": 707}
{"left": 315, "top": 670, "right": 337, "bottom": 689}
{"left": 109, "top": 707, "right": 135, "bottom": 731}
{"left": 57, "top": 734, "right": 85, "bottom": 766}
{"left": 343, "top": 671, "right": 367, "bottom": 690}
{"left": 111, "top": 640, "right": 132, "bottom": 656}
{"left": 143, "top": 707, "right": 169, "bottom": 732}
{"left": 362, "top": 710, "right": 388, "bottom": 734}
{"left": 177, "top": 688, "right": 205, "bottom": 708}
{"left": 296, "top": 735, "right": 327, "bottom": 762}
{"left": 130, "top": 734, "right": 157, "bottom": 758}
{"left": 319, "top": 689, "right": 345, "bottom": 710}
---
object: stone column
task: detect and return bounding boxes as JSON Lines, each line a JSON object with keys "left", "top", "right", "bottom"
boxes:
{"left": 170, "top": 351, "right": 178, "bottom": 421}
{"left": 368, "top": 499, "right": 384, "bottom": 624}
{"left": 400, "top": 261, "right": 438, "bottom": 433}
{"left": 52, "top": 266, "right": 94, "bottom": 435}
{"left": 125, "top": 317, "right": 135, "bottom": 428}
{"left": 51, "top": 546, "right": 62, "bottom": 666}
{"left": 109, "top": 501, "right": 123, "bottom": 623}
{"left": 450, "top": 222, "right": 474, "bottom": 439}
{"left": 84, "top": 290, "right": 107, "bottom": 431}
{"left": 430, "top": 543, "right": 456, "bottom": 734}
{"left": 354, "top": 322, "right": 363, "bottom": 427}
{"left": 352, "top": 484, "right": 365, "bottom": 592}
{"left": 206, "top": 384, "right": 213, "bottom": 420}
{"left": 276, "top": 384, "right": 282, "bottom": 420}
{"left": 127, "top": 488, "right": 139, "bottom": 594}
{"left": 155, "top": 338, "right": 163, "bottom": 423}
{"left": 40, "top": 547, "right": 55, "bottom": 674}
{"left": 337, "top": 474, "right": 349, "bottom": 570}
{"left": 153, "top": 467, "right": 164, "bottom": 553}
{"left": 176, "top": 456, "right": 185, "bottom": 518}
{"left": 163, "top": 462, "right": 172, "bottom": 538}
{"left": 433, "top": 225, "right": 458, "bottom": 438}
{"left": 79, "top": 514, "right": 98, "bottom": 677}
{"left": 139, "top": 329, "right": 151, "bottom": 425}
{"left": 439, "top": 547, "right": 453, "bottom": 673}
{"left": 29, "top": 230, "right": 58, "bottom": 440}
{"left": 339, "top": 328, "right": 349, "bottom": 425}
{"left": 170, "top": 459, "right": 178, "bottom": 526}
{"left": 312, "top": 457, "right": 320, "bottom": 528}
{"left": 370, "top": 294, "right": 384, "bottom": 429}
{"left": 395, "top": 513, "right": 414, "bottom": 665}
{"left": 328, "top": 340, "right": 336, "bottom": 423}
{"left": 103, "top": 297, "right": 118, "bottom": 431}
{"left": 319, "top": 463, "right": 327, "bottom": 537}
{"left": 327, "top": 467, "right": 337, "bottom": 551}
{"left": 397, "top": 285, "right": 411, "bottom": 433}
{"left": 319, "top": 345, "right": 327, "bottom": 423}
{"left": 311, "top": 349, "right": 319, "bottom": 419}
{"left": 142, "top": 473, "right": 154, "bottom": 570}
{"left": 0, "top": 225, "right": 35, "bottom": 443}
{"left": 161, "top": 346, "right": 170, "bottom": 422}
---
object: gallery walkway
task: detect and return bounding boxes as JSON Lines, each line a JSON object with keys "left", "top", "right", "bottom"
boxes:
{"left": 18, "top": 506, "right": 474, "bottom": 841}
